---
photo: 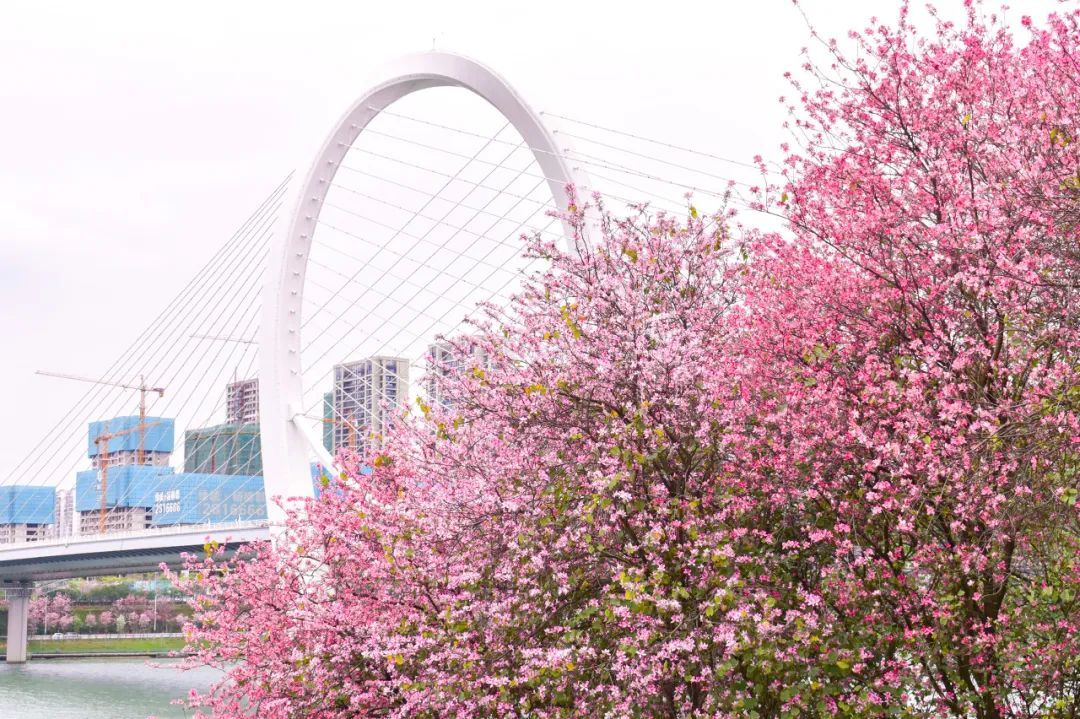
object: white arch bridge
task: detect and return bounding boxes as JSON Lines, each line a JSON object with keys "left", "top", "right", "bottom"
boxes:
{"left": 0, "top": 51, "right": 756, "bottom": 662}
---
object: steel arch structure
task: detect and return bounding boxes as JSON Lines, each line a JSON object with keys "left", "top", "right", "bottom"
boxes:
{"left": 258, "top": 51, "right": 590, "bottom": 524}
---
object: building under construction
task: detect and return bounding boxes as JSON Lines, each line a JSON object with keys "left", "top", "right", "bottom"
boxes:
{"left": 0, "top": 486, "right": 56, "bottom": 544}
{"left": 75, "top": 415, "right": 267, "bottom": 534}
{"left": 74, "top": 465, "right": 266, "bottom": 530}
{"left": 88, "top": 416, "right": 174, "bottom": 468}
{"left": 75, "top": 464, "right": 162, "bottom": 534}
{"left": 183, "top": 423, "right": 262, "bottom": 476}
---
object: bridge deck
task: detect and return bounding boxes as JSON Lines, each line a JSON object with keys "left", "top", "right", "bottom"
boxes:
{"left": 0, "top": 521, "right": 269, "bottom": 582}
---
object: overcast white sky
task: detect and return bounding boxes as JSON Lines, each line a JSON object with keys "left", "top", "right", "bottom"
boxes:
{"left": 0, "top": 0, "right": 1064, "bottom": 474}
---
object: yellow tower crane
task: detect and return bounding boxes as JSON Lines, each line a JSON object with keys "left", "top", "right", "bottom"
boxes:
{"left": 36, "top": 371, "right": 165, "bottom": 464}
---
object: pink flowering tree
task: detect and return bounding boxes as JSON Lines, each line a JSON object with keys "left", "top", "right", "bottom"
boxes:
{"left": 173, "top": 3, "right": 1080, "bottom": 719}
{"left": 172, "top": 195, "right": 854, "bottom": 718}
{"left": 738, "top": 2, "right": 1080, "bottom": 716}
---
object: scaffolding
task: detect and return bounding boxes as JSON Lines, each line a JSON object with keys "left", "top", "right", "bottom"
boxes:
{"left": 183, "top": 423, "right": 262, "bottom": 476}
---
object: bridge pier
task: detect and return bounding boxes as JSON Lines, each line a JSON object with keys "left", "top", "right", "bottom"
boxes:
{"left": 4, "top": 583, "right": 31, "bottom": 663}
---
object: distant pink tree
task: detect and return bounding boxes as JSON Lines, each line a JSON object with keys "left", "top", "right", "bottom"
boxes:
{"left": 84, "top": 613, "right": 97, "bottom": 630}
{"left": 112, "top": 595, "right": 149, "bottom": 631}
{"left": 155, "top": 600, "right": 181, "bottom": 632}
{"left": 48, "top": 594, "right": 73, "bottom": 631}
{"left": 28, "top": 594, "right": 74, "bottom": 634}
{"left": 27, "top": 596, "right": 48, "bottom": 634}
{"left": 98, "top": 611, "right": 113, "bottom": 632}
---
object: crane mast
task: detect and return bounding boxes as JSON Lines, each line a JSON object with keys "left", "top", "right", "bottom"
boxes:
{"left": 92, "top": 421, "right": 162, "bottom": 534}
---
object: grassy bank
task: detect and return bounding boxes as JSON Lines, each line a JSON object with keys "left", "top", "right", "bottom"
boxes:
{"left": 0, "top": 636, "right": 187, "bottom": 655}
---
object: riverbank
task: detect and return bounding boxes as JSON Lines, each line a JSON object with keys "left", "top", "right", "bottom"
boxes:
{"left": 1, "top": 636, "right": 187, "bottom": 658}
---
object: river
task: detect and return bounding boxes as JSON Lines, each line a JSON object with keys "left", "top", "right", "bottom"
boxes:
{"left": 0, "top": 657, "right": 220, "bottom": 718}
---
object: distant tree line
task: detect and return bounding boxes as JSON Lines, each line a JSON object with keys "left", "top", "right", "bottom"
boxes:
{"left": 25, "top": 592, "right": 189, "bottom": 635}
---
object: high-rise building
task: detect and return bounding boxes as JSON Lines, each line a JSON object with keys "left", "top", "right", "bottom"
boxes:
{"left": 226, "top": 378, "right": 260, "bottom": 425}
{"left": 332, "top": 356, "right": 409, "bottom": 452}
{"left": 425, "top": 340, "right": 490, "bottom": 407}
{"left": 54, "top": 487, "right": 75, "bottom": 539}
{"left": 0, "top": 486, "right": 56, "bottom": 544}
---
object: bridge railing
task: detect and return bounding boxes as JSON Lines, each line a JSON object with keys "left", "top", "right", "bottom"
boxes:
{"left": 0, "top": 519, "right": 269, "bottom": 554}
{"left": 29, "top": 632, "right": 185, "bottom": 640}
